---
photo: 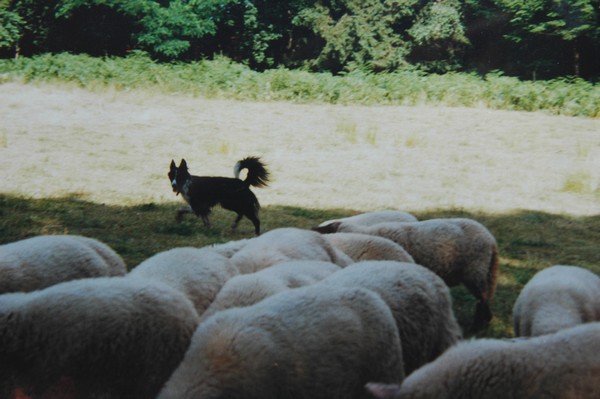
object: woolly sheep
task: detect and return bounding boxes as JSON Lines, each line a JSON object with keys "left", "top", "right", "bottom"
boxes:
{"left": 210, "top": 238, "right": 250, "bottom": 258}
{"left": 323, "top": 233, "right": 415, "bottom": 263}
{"left": 316, "top": 210, "right": 418, "bottom": 233}
{"left": 230, "top": 227, "right": 353, "bottom": 273}
{"left": 316, "top": 218, "right": 498, "bottom": 329}
{"left": 366, "top": 322, "right": 600, "bottom": 399}
{"left": 0, "top": 234, "right": 126, "bottom": 294}
{"left": 320, "top": 261, "right": 462, "bottom": 374}
{"left": 157, "top": 284, "right": 405, "bottom": 399}
{"left": 0, "top": 277, "right": 199, "bottom": 399}
{"left": 513, "top": 265, "right": 600, "bottom": 337}
{"left": 199, "top": 260, "right": 341, "bottom": 322}
{"left": 128, "top": 247, "right": 239, "bottom": 315}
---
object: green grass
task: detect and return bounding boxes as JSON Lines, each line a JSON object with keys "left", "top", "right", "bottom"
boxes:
{"left": 2, "top": 193, "right": 599, "bottom": 339}
{"left": 1, "top": 52, "right": 599, "bottom": 117}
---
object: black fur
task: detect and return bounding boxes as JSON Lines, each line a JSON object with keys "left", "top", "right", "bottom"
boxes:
{"left": 168, "top": 157, "right": 269, "bottom": 235}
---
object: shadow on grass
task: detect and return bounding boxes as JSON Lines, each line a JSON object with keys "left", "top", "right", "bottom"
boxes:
{"left": 1, "top": 194, "right": 598, "bottom": 338}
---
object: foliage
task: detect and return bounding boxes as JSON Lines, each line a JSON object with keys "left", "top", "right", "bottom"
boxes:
{"left": 0, "top": 6, "right": 21, "bottom": 54}
{"left": 408, "top": 0, "right": 470, "bottom": 72}
{"left": 293, "top": 0, "right": 412, "bottom": 72}
{"left": 495, "top": 0, "right": 599, "bottom": 42}
{"left": 2, "top": 0, "right": 600, "bottom": 77}
{"left": 1, "top": 53, "right": 598, "bottom": 117}
{"left": 484, "top": 0, "right": 600, "bottom": 77}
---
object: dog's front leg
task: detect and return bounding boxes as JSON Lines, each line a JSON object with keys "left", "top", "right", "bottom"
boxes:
{"left": 176, "top": 205, "right": 194, "bottom": 222}
{"left": 231, "top": 214, "right": 243, "bottom": 230}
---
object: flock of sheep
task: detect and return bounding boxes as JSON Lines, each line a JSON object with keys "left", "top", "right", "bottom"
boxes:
{"left": 1, "top": 210, "right": 599, "bottom": 398}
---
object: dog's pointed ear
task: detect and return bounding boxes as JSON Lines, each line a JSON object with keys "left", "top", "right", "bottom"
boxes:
{"left": 170, "top": 159, "right": 176, "bottom": 169}
{"left": 179, "top": 159, "right": 187, "bottom": 169}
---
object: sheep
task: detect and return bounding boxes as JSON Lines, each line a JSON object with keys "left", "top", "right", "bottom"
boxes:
{"left": 319, "top": 261, "right": 462, "bottom": 375}
{"left": 199, "top": 260, "right": 341, "bottom": 322}
{"left": 210, "top": 238, "right": 250, "bottom": 258}
{"left": 128, "top": 247, "right": 239, "bottom": 316}
{"left": 0, "top": 234, "right": 127, "bottom": 294}
{"left": 230, "top": 227, "right": 353, "bottom": 273}
{"left": 323, "top": 233, "right": 415, "bottom": 263}
{"left": 158, "top": 284, "right": 405, "bottom": 399}
{"left": 315, "top": 218, "right": 498, "bottom": 329}
{"left": 366, "top": 322, "right": 600, "bottom": 399}
{"left": 0, "top": 276, "right": 200, "bottom": 399}
{"left": 316, "top": 210, "right": 418, "bottom": 233}
{"left": 513, "top": 265, "right": 600, "bottom": 337}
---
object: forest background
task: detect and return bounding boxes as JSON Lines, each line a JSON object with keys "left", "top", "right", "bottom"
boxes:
{"left": 1, "top": 0, "right": 599, "bottom": 80}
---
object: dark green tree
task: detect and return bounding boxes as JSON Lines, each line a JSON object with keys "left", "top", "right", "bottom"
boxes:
{"left": 408, "top": 0, "right": 470, "bottom": 72}
{"left": 494, "top": 0, "right": 600, "bottom": 76}
{"left": 293, "top": 0, "right": 414, "bottom": 72}
{"left": 0, "top": 4, "right": 23, "bottom": 57}
{"left": 292, "top": 0, "right": 469, "bottom": 73}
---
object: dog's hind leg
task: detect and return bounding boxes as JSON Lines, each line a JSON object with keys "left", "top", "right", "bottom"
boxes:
{"left": 246, "top": 213, "right": 261, "bottom": 236}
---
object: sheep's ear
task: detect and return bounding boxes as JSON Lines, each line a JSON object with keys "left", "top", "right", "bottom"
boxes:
{"left": 312, "top": 221, "right": 342, "bottom": 234}
{"left": 365, "top": 383, "right": 402, "bottom": 398}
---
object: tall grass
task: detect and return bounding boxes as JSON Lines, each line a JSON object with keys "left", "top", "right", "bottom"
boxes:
{"left": 1, "top": 52, "right": 599, "bottom": 117}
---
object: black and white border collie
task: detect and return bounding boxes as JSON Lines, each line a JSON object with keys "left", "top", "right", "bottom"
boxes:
{"left": 168, "top": 157, "right": 269, "bottom": 235}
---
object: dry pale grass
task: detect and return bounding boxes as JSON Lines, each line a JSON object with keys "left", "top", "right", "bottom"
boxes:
{"left": 1, "top": 82, "right": 599, "bottom": 215}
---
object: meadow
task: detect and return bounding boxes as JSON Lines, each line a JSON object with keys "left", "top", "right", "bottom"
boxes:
{"left": 0, "top": 58, "right": 599, "bottom": 338}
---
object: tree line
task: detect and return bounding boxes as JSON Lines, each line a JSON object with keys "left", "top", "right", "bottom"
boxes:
{"left": 1, "top": 0, "right": 599, "bottom": 80}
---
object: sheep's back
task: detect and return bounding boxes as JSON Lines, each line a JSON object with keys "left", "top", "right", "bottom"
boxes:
{"left": 231, "top": 228, "right": 352, "bottom": 273}
{"left": 319, "top": 261, "right": 461, "bottom": 374}
{"left": 0, "top": 277, "right": 199, "bottom": 399}
{"left": 129, "top": 247, "right": 239, "bottom": 315}
{"left": 513, "top": 265, "right": 600, "bottom": 337}
{"left": 0, "top": 235, "right": 126, "bottom": 294}
{"left": 391, "top": 322, "right": 600, "bottom": 399}
{"left": 158, "top": 285, "right": 404, "bottom": 399}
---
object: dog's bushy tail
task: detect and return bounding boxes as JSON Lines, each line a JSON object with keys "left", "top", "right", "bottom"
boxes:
{"left": 234, "top": 156, "right": 270, "bottom": 187}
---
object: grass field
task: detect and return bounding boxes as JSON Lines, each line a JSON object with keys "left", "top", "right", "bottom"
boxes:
{"left": 1, "top": 81, "right": 599, "bottom": 339}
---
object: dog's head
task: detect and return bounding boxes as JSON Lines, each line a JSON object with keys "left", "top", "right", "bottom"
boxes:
{"left": 168, "top": 159, "right": 190, "bottom": 196}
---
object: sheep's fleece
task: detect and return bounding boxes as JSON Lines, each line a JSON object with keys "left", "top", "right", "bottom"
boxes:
{"left": 320, "top": 261, "right": 461, "bottom": 375}
{"left": 230, "top": 227, "right": 352, "bottom": 273}
{"left": 0, "top": 276, "right": 199, "bottom": 399}
{"left": 158, "top": 284, "right": 404, "bottom": 399}
{"left": 367, "top": 322, "right": 600, "bottom": 399}
{"left": 128, "top": 246, "right": 239, "bottom": 315}
{"left": 0, "top": 234, "right": 126, "bottom": 293}
{"left": 513, "top": 264, "right": 600, "bottom": 337}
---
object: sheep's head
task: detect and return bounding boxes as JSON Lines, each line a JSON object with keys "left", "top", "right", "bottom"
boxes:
{"left": 312, "top": 221, "right": 342, "bottom": 234}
